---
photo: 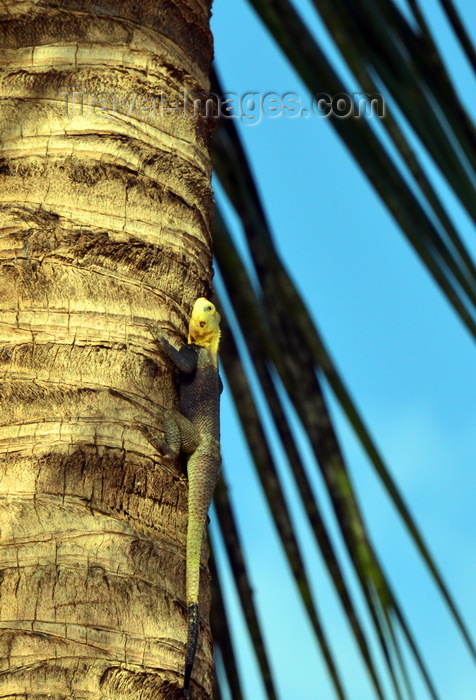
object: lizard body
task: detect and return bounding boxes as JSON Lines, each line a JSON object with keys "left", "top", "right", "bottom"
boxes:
{"left": 150, "top": 298, "right": 222, "bottom": 699}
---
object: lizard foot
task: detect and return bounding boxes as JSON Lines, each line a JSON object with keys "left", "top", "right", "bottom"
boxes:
{"left": 139, "top": 425, "right": 178, "bottom": 460}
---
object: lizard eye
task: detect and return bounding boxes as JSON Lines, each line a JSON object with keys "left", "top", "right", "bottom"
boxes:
{"left": 200, "top": 321, "right": 206, "bottom": 327}
{"left": 205, "top": 305, "right": 212, "bottom": 312}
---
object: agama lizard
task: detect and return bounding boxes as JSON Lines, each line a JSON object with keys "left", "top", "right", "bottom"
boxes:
{"left": 149, "top": 298, "right": 222, "bottom": 699}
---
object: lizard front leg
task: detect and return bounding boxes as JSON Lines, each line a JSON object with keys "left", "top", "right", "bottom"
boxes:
{"left": 149, "top": 326, "right": 198, "bottom": 375}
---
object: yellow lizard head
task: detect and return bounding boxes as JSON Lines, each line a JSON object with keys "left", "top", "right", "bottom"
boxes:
{"left": 188, "top": 297, "right": 221, "bottom": 364}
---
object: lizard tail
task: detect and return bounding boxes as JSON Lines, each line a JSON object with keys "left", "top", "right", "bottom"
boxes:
{"left": 184, "top": 603, "right": 199, "bottom": 698}
{"left": 183, "top": 453, "right": 220, "bottom": 695}
{"left": 183, "top": 514, "right": 204, "bottom": 697}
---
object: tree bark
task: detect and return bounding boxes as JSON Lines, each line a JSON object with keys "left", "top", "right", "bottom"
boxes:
{"left": 0, "top": 2, "right": 215, "bottom": 698}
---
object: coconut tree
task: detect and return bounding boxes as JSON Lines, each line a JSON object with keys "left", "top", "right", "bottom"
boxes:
{"left": 0, "top": 0, "right": 474, "bottom": 699}
{"left": 0, "top": 1, "right": 216, "bottom": 698}
{"left": 209, "top": 1, "right": 476, "bottom": 698}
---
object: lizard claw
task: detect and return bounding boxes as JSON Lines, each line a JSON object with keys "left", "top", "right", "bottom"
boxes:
{"left": 148, "top": 323, "right": 163, "bottom": 340}
{"left": 139, "top": 425, "right": 178, "bottom": 460}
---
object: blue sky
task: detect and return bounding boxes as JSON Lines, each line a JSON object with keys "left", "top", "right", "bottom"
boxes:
{"left": 209, "top": 1, "right": 475, "bottom": 698}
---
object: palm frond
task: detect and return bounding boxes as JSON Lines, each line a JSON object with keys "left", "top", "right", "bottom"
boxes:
{"left": 224, "top": 0, "right": 476, "bottom": 338}
{"left": 212, "top": 66, "right": 474, "bottom": 657}
{"left": 213, "top": 201, "right": 440, "bottom": 699}
{"left": 210, "top": 1, "right": 475, "bottom": 698}
{"left": 435, "top": 0, "right": 476, "bottom": 73}
{"left": 218, "top": 303, "right": 348, "bottom": 700}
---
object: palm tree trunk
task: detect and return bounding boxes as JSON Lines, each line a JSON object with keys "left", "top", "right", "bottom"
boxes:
{"left": 0, "top": 2, "right": 215, "bottom": 698}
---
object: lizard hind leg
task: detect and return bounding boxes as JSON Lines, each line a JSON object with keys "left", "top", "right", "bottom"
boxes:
{"left": 184, "top": 603, "right": 199, "bottom": 699}
{"left": 140, "top": 413, "right": 198, "bottom": 460}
